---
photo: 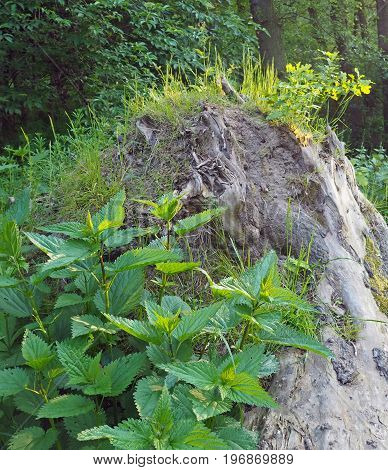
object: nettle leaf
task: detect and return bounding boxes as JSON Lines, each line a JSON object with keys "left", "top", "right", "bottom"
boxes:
{"left": 146, "top": 344, "right": 172, "bottom": 366}
{"left": 161, "top": 362, "right": 219, "bottom": 389}
{"left": 103, "top": 353, "right": 147, "bottom": 397}
{"left": 189, "top": 388, "right": 232, "bottom": 421}
{"left": 257, "top": 323, "right": 334, "bottom": 358}
{"left": 8, "top": 426, "right": 57, "bottom": 450}
{"left": 55, "top": 293, "right": 88, "bottom": 309}
{"left": 135, "top": 193, "right": 183, "bottom": 222}
{"left": 155, "top": 262, "right": 200, "bottom": 274}
{"left": 0, "top": 275, "right": 20, "bottom": 287}
{"left": 78, "top": 420, "right": 154, "bottom": 450}
{"left": 218, "top": 344, "right": 278, "bottom": 378}
{"left": 172, "top": 302, "right": 225, "bottom": 342}
{"left": 174, "top": 208, "right": 224, "bottom": 236}
{"left": 111, "top": 247, "right": 181, "bottom": 273}
{"left": 71, "top": 315, "right": 117, "bottom": 338}
{"left": 38, "top": 395, "right": 95, "bottom": 418}
{"left": 56, "top": 342, "right": 110, "bottom": 395}
{"left": 21, "top": 330, "right": 54, "bottom": 370}
{"left": 134, "top": 376, "right": 165, "bottom": 418}
{"left": 106, "top": 316, "right": 163, "bottom": 344}
{"left": 4, "top": 187, "right": 31, "bottom": 226}
{"left": 177, "top": 422, "right": 228, "bottom": 450}
{"left": 64, "top": 410, "right": 106, "bottom": 439}
{"left": 226, "top": 372, "right": 277, "bottom": 408}
{"left": 24, "top": 232, "right": 65, "bottom": 257}
{"left": 241, "top": 250, "right": 278, "bottom": 298}
{"left": 263, "top": 286, "right": 315, "bottom": 312}
{"left": 13, "top": 390, "right": 46, "bottom": 416}
{"left": 94, "top": 269, "right": 144, "bottom": 315}
{"left": 161, "top": 296, "right": 191, "bottom": 315}
{"left": 214, "top": 420, "right": 258, "bottom": 450}
{"left": 103, "top": 226, "right": 159, "bottom": 248}
{"left": 0, "top": 367, "right": 29, "bottom": 397}
{"left": 90, "top": 190, "right": 125, "bottom": 234}
{"left": 39, "top": 222, "right": 86, "bottom": 238}
{"left": 0, "top": 288, "right": 32, "bottom": 318}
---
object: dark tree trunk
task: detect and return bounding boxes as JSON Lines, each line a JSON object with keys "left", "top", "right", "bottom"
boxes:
{"left": 377, "top": 0, "right": 388, "bottom": 144}
{"left": 355, "top": 0, "right": 368, "bottom": 39}
{"left": 307, "top": 4, "right": 326, "bottom": 48}
{"left": 236, "top": 0, "right": 246, "bottom": 15}
{"left": 249, "top": 0, "right": 286, "bottom": 72}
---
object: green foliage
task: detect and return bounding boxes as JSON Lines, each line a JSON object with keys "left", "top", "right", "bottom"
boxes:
{"left": 0, "top": 1, "right": 254, "bottom": 144}
{"left": 351, "top": 145, "right": 387, "bottom": 220}
{"left": 0, "top": 191, "right": 332, "bottom": 449}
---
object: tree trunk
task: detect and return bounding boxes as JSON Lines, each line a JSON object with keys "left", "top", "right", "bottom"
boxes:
{"left": 355, "top": 0, "right": 368, "bottom": 39}
{"left": 307, "top": 5, "right": 326, "bottom": 48}
{"left": 377, "top": 0, "right": 388, "bottom": 144}
{"left": 249, "top": 0, "right": 286, "bottom": 72}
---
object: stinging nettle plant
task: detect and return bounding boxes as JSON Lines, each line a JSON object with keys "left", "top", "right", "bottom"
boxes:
{"left": 0, "top": 190, "right": 332, "bottom": 450}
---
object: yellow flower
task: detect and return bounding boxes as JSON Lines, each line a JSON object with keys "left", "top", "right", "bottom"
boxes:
{"left": 286, "top": 63, "right": 295, "bottom": 73}
{"left": 360, "top": 84, "right": 371, "bottom": 95}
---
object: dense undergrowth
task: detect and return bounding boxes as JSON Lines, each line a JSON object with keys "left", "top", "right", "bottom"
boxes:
{"left": 0, "top": 190, "right": 332, "bottom": 450}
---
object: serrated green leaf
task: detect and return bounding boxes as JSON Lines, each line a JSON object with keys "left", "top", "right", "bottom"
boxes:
{"left": 39, "top": 222, "right": 86, "bottom": 238}
{"left": 103, "top": 226, "right": 159, "bottom": 248}
{"left": 146, "top": 344, "right": 171, "bottom": 366}
{"left": 21, "top": 330, "right": 54, "bottom": 370}
{"left": 155, "top": 262, "right": 200, "bottom": 274}
{"left": 24, "top": 232, "right": 65, "bottom": 257}
{"left": 4, "top": 187, "right": 30, "bottom": 226}
{"left": 105, "top": 315, "right": 163, "bottom": 344}
{"left": 104, "top": 353, "right": 147, "bottom": 397}
{"left": 134, "top": 376, "right": 165, "bottom": 417}
{"left": 78, "top": 420, "right": 154, "bottom": 450}
{"left": 64, "top": 411, "right": 106, "bottom": 439}
{"left": 0, "top": 275, "right": 20, "bottom": 287}
{"left": 55, "top": 293, "right": 87, "bottom": 309}
{"left": 161, "top": 362, "right": 219, "bottom": 389}
{"left": 71, "top": 315, "right": 117, "bottom": 338}
{"left": 38, "top": 395, "right": 95, "bottom": 418}
{"left": 92, "top": 190, "right": 126, "bottom": 232}
{"left": 173, "top": 302, "right": 224, "bottom": 342}
{"left": 161, "top": 296, "right": 191, "bottom": 315}
{"left": 111, "top": 247, "right": 181, "bottom": 273}
{"left": 0, "top": 367, "right": 29, "bottom": 397}
{"left": 8, "top": 426, "right": 57, "bottom": 450}
{"left": 180, "top": 422, "right": 228, "bottom": 450}
{"left": 215, "top": 425, "right": 258, "bottom": 450}
{"left": 174, "top": 208, "right": 224, "bottom": 236}
{"left": 257, "top": 323, "right": 333, "bottom": 358}
{"left": 189, "top": 388, "right": 232, "bottom": 420}
{"left": 226, "top": 372, "right": 277, "bottom": 408}
{"left": 94, "top": 269, "right": 144, "bottom": 315}
{"left": 13, "top": 390, "right": 46, "bottom": 416}
{"left": 0, "top": 288, "right": 32, "bottom": 318}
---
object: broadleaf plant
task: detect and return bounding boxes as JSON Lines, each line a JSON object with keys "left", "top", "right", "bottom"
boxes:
{"left": 0, "top": 190, "right": 332, "bottom": 449}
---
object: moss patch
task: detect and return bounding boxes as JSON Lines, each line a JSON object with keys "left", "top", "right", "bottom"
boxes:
{"left": 365, "top": 237, "right": 388, "bottom": 315}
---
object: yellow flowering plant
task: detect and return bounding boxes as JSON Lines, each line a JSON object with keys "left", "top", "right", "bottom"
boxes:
{"left": 265, "top": 51, "right": 372, "bottom": 142}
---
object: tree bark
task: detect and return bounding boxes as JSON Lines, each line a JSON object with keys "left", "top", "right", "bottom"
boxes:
{"left": 249, "top": 0, "right": 286, "bottom": 72}
{"left": 377, "top": 0, "right": 388, "bottom": 143}
{"left": 355, "top": 0, "right": 368, "bottom": 39}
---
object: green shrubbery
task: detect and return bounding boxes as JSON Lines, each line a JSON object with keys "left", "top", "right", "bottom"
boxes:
{"left": 351, "top": 145, "right": 388, "bottom": 221}
{"left": 0, "top": 190, "right": 332, "bottom": 450}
